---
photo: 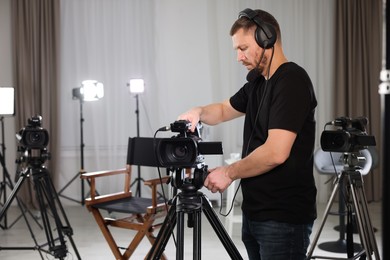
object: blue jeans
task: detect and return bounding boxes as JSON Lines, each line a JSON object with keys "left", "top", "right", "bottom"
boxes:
{"left": 242, "top": 214, "right": 313, "bottom": 260}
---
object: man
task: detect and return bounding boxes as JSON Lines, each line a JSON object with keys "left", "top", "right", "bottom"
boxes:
{"left": 178, "top": 8, "right": 317, "bottom": 260}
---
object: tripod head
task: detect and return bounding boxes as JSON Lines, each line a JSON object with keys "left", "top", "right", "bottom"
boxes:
{"left": 169, "top": 164, "right": 209, "bottom": 192}
{"left": 340, "top": 151, "right": 367, "bottom": 170}
{"left": 16, "top": 146, "right": 51, "bottom": 168}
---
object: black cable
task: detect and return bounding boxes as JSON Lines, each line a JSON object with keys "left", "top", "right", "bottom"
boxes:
{"left": 153, "top": 128, "right": 177, "bottom": 247}
{"left": 219, "top": 47, "right": 275, "bottom": 217}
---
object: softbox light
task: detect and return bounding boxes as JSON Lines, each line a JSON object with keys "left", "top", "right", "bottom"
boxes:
{"left": 0, "top": 87, "right": 15, "bottom": 116}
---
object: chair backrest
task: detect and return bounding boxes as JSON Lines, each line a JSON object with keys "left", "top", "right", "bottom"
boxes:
{"left": 314, "top": 148, "right": 373, "bottom": 176}
{"left": 127, "top": 137, "right": 163, "bottom": 167}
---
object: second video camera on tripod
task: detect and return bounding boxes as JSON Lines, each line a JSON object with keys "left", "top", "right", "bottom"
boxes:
{"left": 157, "top": 120, "right": 223, "bottom": 168}
{"left": 16, "top": 115, "right": 50, "bottom": 165}
{"left": 320, "top": 116, "right": 376, "bottom": 153}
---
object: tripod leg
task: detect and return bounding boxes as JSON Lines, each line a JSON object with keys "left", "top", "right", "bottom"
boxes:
{"left": 201, "top": 194, "right": 243, "bottom": 260}
{"left": 193, "top": 210, "right": 202, "bottom": 260}
{"left": 30, "top": 167, "right": 82, "bottom": 260}
{"left": 146, "top": 199, "right": 178, "bottom": 260}
{"left": 306, "top": 178, "right": 340, "bottom": 259}
{"left": 348, "top": 172, "right": 380, "bottom": 260}
{"left": 0, "top": 169, "right": 46, "bottom": 259}
{"left": 46, "top": 169, "right": 82, "bottom": 259}
{"left": 0, "top": 169, "right": 29, "bottom": 220}
{"left": 33, "top": 171, "right": 68, "bottom": 258}
{"left": 176, "top": 211, "right": 185, "bottom": 260}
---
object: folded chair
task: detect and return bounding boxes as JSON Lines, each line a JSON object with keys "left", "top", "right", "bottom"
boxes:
{"left": 81, "top": 137, "right": 169, "bottom": 260}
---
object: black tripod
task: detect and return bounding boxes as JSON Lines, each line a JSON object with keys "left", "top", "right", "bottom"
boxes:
{"left": 0, "top": 117, "right": 42, "bottom": 230}
{"left": 307, "top": 152, "right": 380, "bottom": 260}
{"left": 146, "top": 167, "right": 243, "bottom": 260}
{"left": 0, "top": 152, "right": 81, "bottom": 260}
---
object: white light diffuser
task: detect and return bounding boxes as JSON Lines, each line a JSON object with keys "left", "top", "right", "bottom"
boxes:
{"left": 81, "top": 80, "right": 104, "bottom": 101}
{"left": 0, "top": 87, "right": 15, "bottom": 115}
{"left": 129, "top": 79, "right": 145, "bottom": 93}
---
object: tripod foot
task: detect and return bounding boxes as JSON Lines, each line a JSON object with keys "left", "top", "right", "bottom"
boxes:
{"left": 318, "top": 239, "right": 362, "bottom": 253}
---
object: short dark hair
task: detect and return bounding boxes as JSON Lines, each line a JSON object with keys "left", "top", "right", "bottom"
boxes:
{"left": 230, "top": 9, "right": 281, "bottom": 42}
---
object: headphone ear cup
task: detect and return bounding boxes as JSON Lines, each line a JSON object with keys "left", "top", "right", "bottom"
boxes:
{"left": 255, "top": 22, "right": 277, "bottom": 49}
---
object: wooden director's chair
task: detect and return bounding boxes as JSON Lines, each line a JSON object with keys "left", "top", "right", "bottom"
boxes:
{"left": 81, "top": 137, "right": 170, "bottom": 260}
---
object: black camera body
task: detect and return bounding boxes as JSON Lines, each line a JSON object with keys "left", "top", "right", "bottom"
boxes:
{"left": 320, "top": 117, "right": 376, "bottom": 153}
{"left": 157, "top": 120, "right": 223, "bottom": 168}
{"left": 16, "top": 115, "right": 49, "bottom": 150}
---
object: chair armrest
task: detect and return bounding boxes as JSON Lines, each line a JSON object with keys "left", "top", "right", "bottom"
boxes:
{"left": 84, "top": 191, "right": 131, "bottom": 207}
{"left": 144, "top": 176, "right": 170, "bottom": 208}
{"left": 143, "top": 176, "right": 170, "bottom": 186}
{"left": 81, "top": 168, "right": 129, "bottom": 179}
{"left": 80, "top": 165, "right": 132, "bottom": 200}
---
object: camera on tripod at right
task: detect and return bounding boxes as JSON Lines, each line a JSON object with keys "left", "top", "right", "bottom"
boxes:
{"left": 320, "top": 116, "right": 376, "bottom": 153}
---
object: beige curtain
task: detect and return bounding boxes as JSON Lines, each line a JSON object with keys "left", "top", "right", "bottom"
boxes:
{"left": 334, "top": 0, "right": 382, "bottom": 201}
{"left": 11, "top": 0, "right": 60, "bottom": 207}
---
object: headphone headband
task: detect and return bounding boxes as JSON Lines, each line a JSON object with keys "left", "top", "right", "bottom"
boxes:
{"left": 238, "top": 8, "right": 277, "bottom": 49}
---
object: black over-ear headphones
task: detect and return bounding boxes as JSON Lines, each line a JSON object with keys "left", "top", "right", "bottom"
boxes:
{"left": 238, "top": 8, "right": 277, "bottom": 49}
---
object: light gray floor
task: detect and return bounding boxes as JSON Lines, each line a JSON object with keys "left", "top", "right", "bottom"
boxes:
{"left": 0, "top": 199, "right": 383, "bottom": 259}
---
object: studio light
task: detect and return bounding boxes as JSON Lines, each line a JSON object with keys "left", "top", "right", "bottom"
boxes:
{"left": 72, "top": 80, "right": 104, "bottom": 101}
{"left": 128, "top": 79, "right": 145, "bottom": 94}
{"left": 0, "top": 87, "right": 15, "bottom": 116}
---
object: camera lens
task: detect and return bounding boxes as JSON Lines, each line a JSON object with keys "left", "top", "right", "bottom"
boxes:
{"left": 29, "top": 132, "right": 42, "bottom": 144}
{"left": 157, "top": 138, "right": 197, "bottom": 167}
{"left": 20, "top": 128, "right": 49, "bottom": 149}
{"left": 173, "top": 145, "right": 188, "bottom": 159}
{"left": 320, "top": 130, "right": 350, "bottom": 152}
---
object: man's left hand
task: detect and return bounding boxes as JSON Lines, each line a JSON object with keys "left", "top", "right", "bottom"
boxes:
{"left": 204, "top": 166, "right": 233, "bottom": 193}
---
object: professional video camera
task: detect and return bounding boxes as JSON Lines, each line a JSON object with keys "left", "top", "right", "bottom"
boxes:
{"left": 157, "top": 120, "right": 223, "bottom": 168}
{"left": 16, "top": 115, "right": 50, "bottom": 165}
{"left": 16, "top": 115, "right": 49, "bottom": 150}
{"left": 320, "top": 116, "right": 376, "bottom": 153}
{"left": 155, "top": 120, "right": 223, "bottom": 190}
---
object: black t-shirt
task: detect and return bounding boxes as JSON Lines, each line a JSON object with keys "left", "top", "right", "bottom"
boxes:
{"left": 230, "top": 62, "right": 317, "bottom": 224}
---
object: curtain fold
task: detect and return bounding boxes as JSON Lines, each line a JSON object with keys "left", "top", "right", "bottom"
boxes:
{"left": 334, "top": 0, "right": 382, "bottom": 201}
{"left": 11, "top": 0, "right": 60, "bottom": 207}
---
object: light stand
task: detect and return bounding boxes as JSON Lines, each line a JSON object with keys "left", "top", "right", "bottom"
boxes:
{"left": 128, "top": 79, "right": 145, "bottom": 197}
{"left": 58, "top": 80, "right": 104, "bottom": 205}
{"left": 0, "top": 116, "right": 11, "bottom": 229}
{"left": 0, "top": 87, "right": 15, "bottom": 229}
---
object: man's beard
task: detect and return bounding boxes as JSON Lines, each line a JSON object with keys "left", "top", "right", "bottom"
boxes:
{"left": 255, "top": 53, "right": 267, "bottom": 74}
